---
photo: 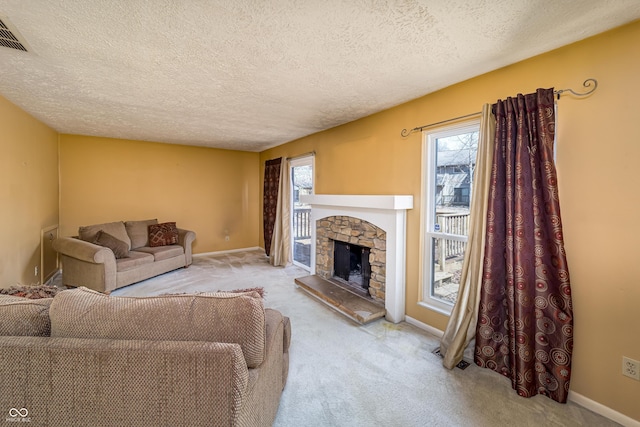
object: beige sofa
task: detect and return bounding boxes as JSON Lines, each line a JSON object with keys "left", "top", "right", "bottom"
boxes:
{"left": 53, "top": 219, "right": 196, "bottom": 293}
{"left": 0, "top": 287, "right": 291, "bottom": 427}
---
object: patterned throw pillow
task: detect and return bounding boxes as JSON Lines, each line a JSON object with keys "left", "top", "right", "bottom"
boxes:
{"left": 148, "top": 222, "right": 179, "bottom": 247}
{"left": 93, "top": 230, "right": 130, "bottom": 259}
{"left": 79, "top": 221, "right": 131, "bottom": 250}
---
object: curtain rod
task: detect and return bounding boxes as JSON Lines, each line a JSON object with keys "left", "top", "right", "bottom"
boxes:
{"left": 286, "top": 151, "right": 316, "bottom": 161}
{"left": 400, "top": 78, "right": 598, "bottom": 138}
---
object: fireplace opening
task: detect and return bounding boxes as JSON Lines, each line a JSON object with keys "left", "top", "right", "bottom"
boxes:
{"left": 333, "top": 240, "right": 371, "bottom": 293}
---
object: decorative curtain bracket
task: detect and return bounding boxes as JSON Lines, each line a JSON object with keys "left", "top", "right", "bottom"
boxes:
{"left": 554, "top": 78, "right": 598, "bottom": 100}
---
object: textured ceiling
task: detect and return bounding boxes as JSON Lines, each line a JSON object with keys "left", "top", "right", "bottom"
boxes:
{"left": 0, "top": 1, "right": 639, "bottom": 152}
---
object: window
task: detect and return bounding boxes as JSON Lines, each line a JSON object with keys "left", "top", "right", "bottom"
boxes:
{"left": 453, "top": 187, "right": 469, "bottom": 205}
{"left": 290, "top": 156, "right": 314, "bottom": 270}
{"left": 421, "top": 121, "right": 479, "bottom": 314}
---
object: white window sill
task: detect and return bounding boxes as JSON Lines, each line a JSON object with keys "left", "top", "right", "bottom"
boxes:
{"left": 418, "top": 300, "right": 453, "bottom": 317}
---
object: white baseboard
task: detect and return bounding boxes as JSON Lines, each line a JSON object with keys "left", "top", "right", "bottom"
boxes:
{"left": 194, "top": 247, "right": 263, "bottom": 257}
{"left": 568, "top": 391, "right": 639, "bottom": 427}
{"left": 404, "top": 315, "right": 444, "bottom": 338}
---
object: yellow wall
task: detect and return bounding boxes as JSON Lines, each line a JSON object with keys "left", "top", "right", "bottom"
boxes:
{"left": 59, "top": 135, "right": 259, "bottom": 253}
{"left": 0, "top": 95, "right": 59, "bottom": 288}
{"left": 260, "top": 21, "right": 640, "bottom": 420}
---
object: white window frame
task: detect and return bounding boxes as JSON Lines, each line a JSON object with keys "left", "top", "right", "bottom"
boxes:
{"left": 290, "top": 155, "right": 314, "bottom": 271}
{"left": 420, "top": 119, "right": 480, "bottom": 315}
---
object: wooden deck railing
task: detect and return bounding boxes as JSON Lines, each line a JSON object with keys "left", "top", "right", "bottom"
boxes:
{"left": 436, "top": 212, "right": 469, "bottom": 259}
{"left": 293, "top": 207, "right": 311, "bottom": 240}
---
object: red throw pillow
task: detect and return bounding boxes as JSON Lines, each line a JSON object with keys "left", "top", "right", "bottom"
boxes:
{"left": 148, "top": 222, "right": 179, "bottom": 247}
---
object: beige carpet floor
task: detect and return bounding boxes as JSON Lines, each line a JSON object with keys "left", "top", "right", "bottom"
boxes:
{"left": 101, "top": 249, "right": 618, "bottom": 427}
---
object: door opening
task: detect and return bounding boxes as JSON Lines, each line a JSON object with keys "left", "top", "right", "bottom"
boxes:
{"left": 290, "top": 156, "right": 314, "bottom": 269}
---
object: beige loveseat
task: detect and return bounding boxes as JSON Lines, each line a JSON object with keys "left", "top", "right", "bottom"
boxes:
{"left": 53, "top": 219, "right": 196, "bottom": 293}
{"left": 0, "top": 287, "right": 291, "bottom": 427}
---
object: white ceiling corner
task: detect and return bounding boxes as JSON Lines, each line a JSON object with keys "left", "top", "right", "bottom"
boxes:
{"left": 0, "top": 0, "right": 638, "bottom": 152}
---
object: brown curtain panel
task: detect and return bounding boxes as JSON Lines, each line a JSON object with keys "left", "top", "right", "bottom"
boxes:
{"left": 263, "top": 158, "right": 282, "bottom": 257}
{"left": 475, "top": 88, "right": 574, "bottom": 403}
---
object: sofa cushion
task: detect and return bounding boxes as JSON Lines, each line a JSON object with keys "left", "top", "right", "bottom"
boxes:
{"left": 0, "top": 295, "right": 52, "bottom": 336}
{"left": 148, "top": 222, "right": 179, "bottom": 247}
{"left": 93, "top": 230, "right": 130, "bottom": 259}
{"left": 133, "top": 245, "right": 184, "bottom": 261}
{"left": 116, "top": 250, "right": 154, "bottom": 272}
{"left": 49, "top": 287, "right": 266, "bottom": 368}
{"left": 79, "top": 221, "right": 131, "bottom": 250}
{"left": 125, "top": 219, "right": 158, "bottom": 249}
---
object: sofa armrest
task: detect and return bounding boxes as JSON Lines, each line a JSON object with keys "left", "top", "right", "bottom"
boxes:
{"left": 177, "top": 228, "right": 196, "bottom": 265}
{"left": 53, "top": 237, "right": 117, "bottom": 292}
{"left": 52, "top": 236, "right": 115, "bottom": 264}
{"left": 237, "top": 308, "right": 288, "bottom": 426}
{"left": 0, "top": 336, "right": 249, "bottom": 427}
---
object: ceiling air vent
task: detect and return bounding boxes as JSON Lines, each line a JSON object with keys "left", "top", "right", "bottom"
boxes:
{"left": 0, "top": 16, "right": 31, "bottom": 52}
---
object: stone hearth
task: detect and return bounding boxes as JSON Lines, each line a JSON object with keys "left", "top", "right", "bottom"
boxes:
{"left": 294, "top": 274, "right": 386, "bottom": 324}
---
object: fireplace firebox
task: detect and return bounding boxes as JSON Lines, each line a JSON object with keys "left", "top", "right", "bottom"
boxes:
{"left": 333, "top": 241, "right": 371, "bottom": 291}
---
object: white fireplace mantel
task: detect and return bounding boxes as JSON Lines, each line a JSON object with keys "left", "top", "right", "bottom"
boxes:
{"left": 300, "top": 194, "right": 413, "bottom": 323}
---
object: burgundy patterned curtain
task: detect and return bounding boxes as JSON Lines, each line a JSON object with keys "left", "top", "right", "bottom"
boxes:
{"left": 263, "top": 158, "right": 282, "bottom": 256}
{"left": 475, "top": 88, "right": 574, "bottom": 403}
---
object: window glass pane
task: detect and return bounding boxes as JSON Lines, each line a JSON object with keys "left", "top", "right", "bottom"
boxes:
{"left": 431, "top": 237, "right": 467, "bottom": 304}
{"left": 434, "top": 131, "right": 478, "bottom": 225}
{"left": 292, "top": 164, "right": 312, "bottom": 267}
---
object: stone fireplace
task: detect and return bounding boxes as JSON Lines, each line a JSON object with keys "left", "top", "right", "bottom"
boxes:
{"left": 300, "top": 194, "right": 413, "bottom": 323}
{"left": 315, "top": 216, "right": 385, "bottom": 301}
